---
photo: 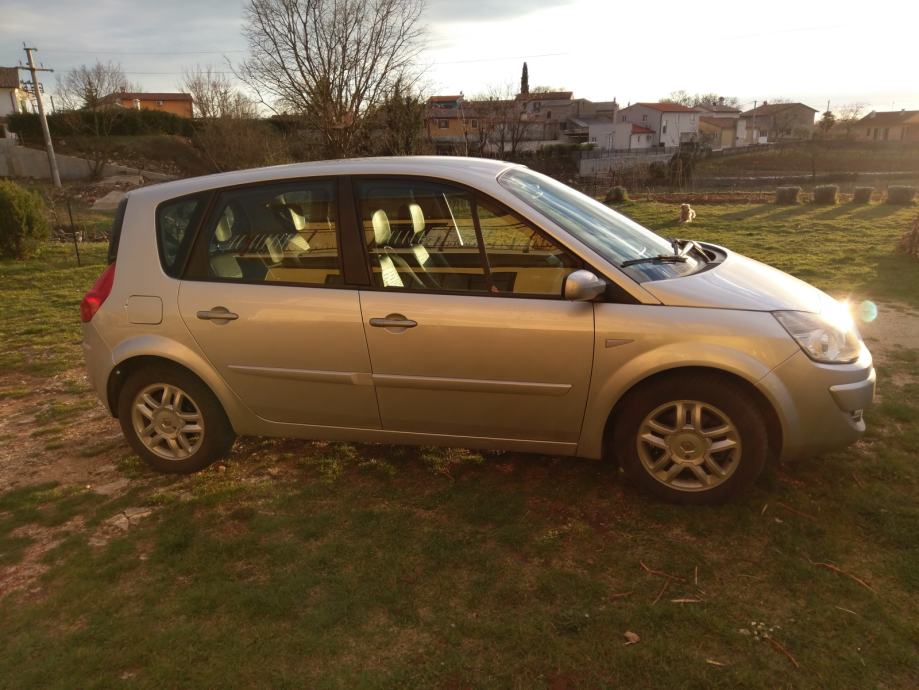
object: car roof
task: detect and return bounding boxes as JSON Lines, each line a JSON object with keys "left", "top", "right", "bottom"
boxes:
{"left": 128, "top": 156, "right": 522, "bottom": 205}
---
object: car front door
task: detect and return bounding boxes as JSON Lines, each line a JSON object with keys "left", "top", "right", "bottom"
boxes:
{"left": 354, "top": 176, "right": 594, "bottom": 445}
{"left": 177, "top": 178, "right": 379, "bottom": 429}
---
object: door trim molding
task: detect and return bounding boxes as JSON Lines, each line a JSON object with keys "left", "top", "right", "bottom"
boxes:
{"left": 227, "top": 364, "right": 373, "bottom": 387}
{"left": 371, "top": 373, "right": 571, "bottom": 396}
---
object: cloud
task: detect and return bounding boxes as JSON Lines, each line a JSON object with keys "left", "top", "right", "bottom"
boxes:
{"left": 424, "top": 0, "right": 574, "bottom": 23}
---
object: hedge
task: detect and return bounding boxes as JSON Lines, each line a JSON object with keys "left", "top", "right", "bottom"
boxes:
{"left": 813, "top": 185, "right": 839, "bottom": 205}
{"left": 604, "top": 186, "right": 629, "bottom": 204}
{"left": 852, "top": 187, "right": 874, "bottom": 204}
{"left": 886, "top": 186, "right": 917, "bottom": 205}
{"left": 775, "top": 186, "right": 801, "bottom": 204}
{"left": 7, "top": 109, "right": 196, "bottom": 140}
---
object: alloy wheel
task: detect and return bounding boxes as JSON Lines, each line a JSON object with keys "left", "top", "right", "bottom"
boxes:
{"left": 636, "top": 399, "right": 741, "bottom": 492}
{"left": 131, "top": 383, "right": 205, "bottom": 461}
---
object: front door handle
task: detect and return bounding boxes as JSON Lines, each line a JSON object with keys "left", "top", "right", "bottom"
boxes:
{"left": 197, "top": 307, "right": 239, "bottom": 322}
{"left": 369, "top": 314, "right": 417, "bottom": 329}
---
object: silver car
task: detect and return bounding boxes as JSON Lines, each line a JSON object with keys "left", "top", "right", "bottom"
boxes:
{"left": 81, "top": 157, "right": 875, "bottom": 503}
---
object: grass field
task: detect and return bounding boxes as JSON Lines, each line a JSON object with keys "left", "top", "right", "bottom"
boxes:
{"left": 1, "top": 201, "right": 918, "bottom": 688}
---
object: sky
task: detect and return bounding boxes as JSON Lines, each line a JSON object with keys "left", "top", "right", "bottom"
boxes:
{"left": 1, "top": 0, "right": 917, "bottom": 114}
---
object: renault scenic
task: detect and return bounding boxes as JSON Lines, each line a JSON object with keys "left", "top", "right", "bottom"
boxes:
{"left": 81, "top": 157, "right": 875, "bottom": 503}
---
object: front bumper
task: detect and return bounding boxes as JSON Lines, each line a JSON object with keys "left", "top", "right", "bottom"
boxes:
{"left": 757, "top": 345, "right": 875, "bottom": 461}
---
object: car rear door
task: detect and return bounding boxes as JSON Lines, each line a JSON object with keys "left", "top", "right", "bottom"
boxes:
{"left": 353, "top": 176, "right": 595, "bottom": 445}
{"left": 176, "top": 177, "right": 380, "bottom": 429}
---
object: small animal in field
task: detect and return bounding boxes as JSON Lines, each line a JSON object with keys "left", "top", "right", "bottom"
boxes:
{"left": 679, "top": 203, "right": 697, "bottom": 224}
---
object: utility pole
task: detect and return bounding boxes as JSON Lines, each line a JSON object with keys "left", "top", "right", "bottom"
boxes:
{"left": 20, "top": 45, "right": 61, "bottom": 188}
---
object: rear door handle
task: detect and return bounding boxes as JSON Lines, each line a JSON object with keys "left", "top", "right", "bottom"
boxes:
{"left": 197, "top": 307, "right": 239, "bottom": 321}
{"left": 369, "top": 315, "right": 417, "bottom": 329}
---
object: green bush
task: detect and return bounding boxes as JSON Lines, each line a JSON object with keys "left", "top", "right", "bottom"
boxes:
{"left": 0, "top": 180, "right": 49, "bottom": 259}
{"left": 604, "top": 186, "right": 629, "bottom": 204}
{"left": 852, "top": 186, "right": 874, "bottom": 204}
{"left": 813, "top": 184, "right": 839, "bottom": 204}
{"left": 886, "top": 185, "right": 917, "bottom": 205}
{"left": 7, "top": 109, "right": 196, "bottom": 141}
{"left": 775, "top": 186, "right": 801, "bottom": 205}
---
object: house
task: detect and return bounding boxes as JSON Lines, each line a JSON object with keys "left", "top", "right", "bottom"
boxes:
{"left": 855, "top": 110, "right": 919, "bottom": 142}
{"left": 515, "top": 91, "right": 574, "bottom": 141}
{"left": 695, "top": 98, "right": 741, "bottom": 119}
{"left": 699, "top": 116, "right": 737, "bottom": 150}
{"left": 615, "top": 102, "right": 700, "bottom": 148}
{"left": 424, "top": 95, "right": 480, "bottom": 153}
{"left": 99, "top": 91, "right": 194, "bottom": 118}
{"left": 738, "top": 102, "right": 817, "bottom": 144}
{"left": 0, "top": 67, "right": 32, "bottom": 119}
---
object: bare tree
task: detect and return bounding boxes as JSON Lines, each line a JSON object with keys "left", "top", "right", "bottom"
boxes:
{"left": 836, "top": 102, "right": 867, "bottom": 139}
{"left": 661, "top": 90, "right": 740, "bottom": 108}
{"left": 471, "top": 84, "right": 530, "bottom": 157}
{"left": 182, "top": 65, "right": 257, "bottom": 119}
{"left": 237, "top": 0, "right": 425, "bottom": 158}
{"left": 56, "top": 61, "right": 136, "bottom": 176}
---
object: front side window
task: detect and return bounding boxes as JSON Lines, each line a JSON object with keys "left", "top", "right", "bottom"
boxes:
{"left": 356, "top": 178, "right": 578, "bottom": 296}
{"left": 499, "top": 168, "right": 703, "bottom": 282}
{"left": 156, "top": 194, "right": 205, "bottom": 276}
{"left": 202, "top": 180, "right": 341, "bottom": 286}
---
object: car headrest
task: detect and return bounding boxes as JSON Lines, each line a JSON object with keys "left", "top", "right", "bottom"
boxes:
{"left": 409, "top": 203, "right": 425, "bottom": 237}
{"left": 214, "top": 214, "right": 232, "bottom": 242}
{"left": 372, "top": 209, "right": 391, "bottom": 245}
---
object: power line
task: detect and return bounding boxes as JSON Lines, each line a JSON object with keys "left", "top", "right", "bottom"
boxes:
{"left": 34, "top": 48, "right": 247, "bottom": 55}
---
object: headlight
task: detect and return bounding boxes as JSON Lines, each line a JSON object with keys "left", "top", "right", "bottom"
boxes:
{"left": 774, "top": 305, "right": 861, "bottom": 364}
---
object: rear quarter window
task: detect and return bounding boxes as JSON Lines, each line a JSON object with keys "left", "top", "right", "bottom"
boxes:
{"left": 156, "top": 194, "right": 207, "bottom": 277}
{"left": 107, "top": 198, "right": 127, "bottom": 264}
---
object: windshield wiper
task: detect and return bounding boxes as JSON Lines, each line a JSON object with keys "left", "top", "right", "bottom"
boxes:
{"left": 670, "top": 237, "right": 710, "bottom": 262}
{"left": 621, "top": 254, "right": 689, "bottom": 268}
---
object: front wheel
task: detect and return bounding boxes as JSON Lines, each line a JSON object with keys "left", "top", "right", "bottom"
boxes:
{"left": 118, "top": 364, "right": 235, "bottom": 474}
{"left": 613, "top": 373, "right": 768, "bottom": 504}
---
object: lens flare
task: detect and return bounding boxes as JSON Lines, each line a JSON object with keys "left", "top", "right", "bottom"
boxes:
{"left": 857, "top": 300, "right": 878, "bottom": 323}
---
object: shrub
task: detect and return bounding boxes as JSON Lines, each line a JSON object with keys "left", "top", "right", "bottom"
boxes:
{"left": 852, "top": 186, "right": 874, "bottom": 204}
{"left": 605, "top": 186, "right": 629, "bottom": 204}
{"left": 7, "top": 109, "right": 196, "bottom": 141}
{"left": 813, "top": 185, "right": 839, "bottom": 204}
{"left": 897, "top": 214, "right": 919, "bottom": 258}
{"left": 775, "top": 186, "right": 801, "bottom": 204}
{"left": 0, "top": 180, "right": 49, "bottom": 259}
{"left": 886, "top": 185, "right": 917, "bottom": 205}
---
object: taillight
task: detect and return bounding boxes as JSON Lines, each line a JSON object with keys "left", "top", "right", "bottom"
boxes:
{"left": 80, "top": 263, "right": 116, "bottom": 323}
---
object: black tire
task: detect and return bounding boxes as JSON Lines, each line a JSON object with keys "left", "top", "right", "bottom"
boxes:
{"left": 612, "top": 372, "right": 768, "bottom": 505}
{"left": 117, "top": 363, "right": 235, "bottom": 474}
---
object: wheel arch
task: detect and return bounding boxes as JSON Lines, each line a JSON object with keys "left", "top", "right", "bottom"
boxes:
{"left": 106, "top": 336, "right": 247, "bottom": 433}
{"left": 596, "top": 365, "right": 783, "bottom": 466}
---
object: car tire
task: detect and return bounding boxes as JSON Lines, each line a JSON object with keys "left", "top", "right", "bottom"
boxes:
{"left": 612, "top": 372, "right": 768, "bottom": 505}
{"left": 117, "top": 364, "right": 235, "bottom": 474}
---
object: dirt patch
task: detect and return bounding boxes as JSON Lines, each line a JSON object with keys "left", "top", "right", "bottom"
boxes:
{"left": 858, "top": 301, "right": 919, "bottom": 367}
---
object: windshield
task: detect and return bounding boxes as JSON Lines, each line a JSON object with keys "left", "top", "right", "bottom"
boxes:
{"left": 498, "top": 168, "right": 701, "bottom": 281}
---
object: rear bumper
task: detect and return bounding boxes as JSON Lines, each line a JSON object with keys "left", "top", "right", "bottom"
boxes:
{"left": 757, "top": 345, "right": 875, "bottom": 462}
{"left": 82, "top": 321, "right": 115, "bottom": 414}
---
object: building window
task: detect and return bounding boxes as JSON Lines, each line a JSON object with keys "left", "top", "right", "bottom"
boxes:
{"left": 641, "top": 114, "right": 647, "bottom": 121}
{"left": 883, "top": 128, "right": 889, "bottom": 141}
{"left": 438, "top": 119, "right": 448, "bottom": 129}
{"left": 470, "top": 119, "right": 478, "bottom": 129}
{"left": 662, "top": 124, "right": 667, "bottom": 134}
{"left": 646, "top": 135, "right": 651, "bottom": 142}
{"left": 156, "top": 100, "right": 164, "bottom": 106}
{"left": 546, "top": 111, "right": 551, "bottom": 120}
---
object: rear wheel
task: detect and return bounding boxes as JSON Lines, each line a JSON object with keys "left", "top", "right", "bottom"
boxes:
{"left": 118, "top": 364, "right": 235, "bottom": 474}
{"left": 613, "top": 373, "right": 768, "bottom": 504}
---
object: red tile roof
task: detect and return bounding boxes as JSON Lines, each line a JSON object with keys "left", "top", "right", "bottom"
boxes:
{"left": 428, "top": 95, "right": 463, "bottom": 103}
{"left": 516, "top": 91, "right": 573, "bottom": 101}
{"left": 741, "top": 102, "right": 817, "bottom": 117}
{"left": 0, "top": 67, "right": 21, "bottom": 89}
{"left": 635, "top": 102, "right": 699, "bottom": 113}
{"left": 857, "top": 110, "right": 919, "bottom": 126}
{"left": 631, "top": 124, "right": 654, "bottom": 134}
{"left": 699, "top": 116, "right": 736, "bottom": 129}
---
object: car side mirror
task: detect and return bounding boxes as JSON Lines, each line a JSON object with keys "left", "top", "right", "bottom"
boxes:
{"left": 564, "top": 270, "right": 606, "bottom": 302}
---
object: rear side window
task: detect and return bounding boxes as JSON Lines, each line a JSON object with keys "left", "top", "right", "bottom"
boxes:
{"left": 156, "top": 194, "right": 206, "bottom": 277}
{"left": 107, "top": 198, "right": 127, "bottom": 264}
